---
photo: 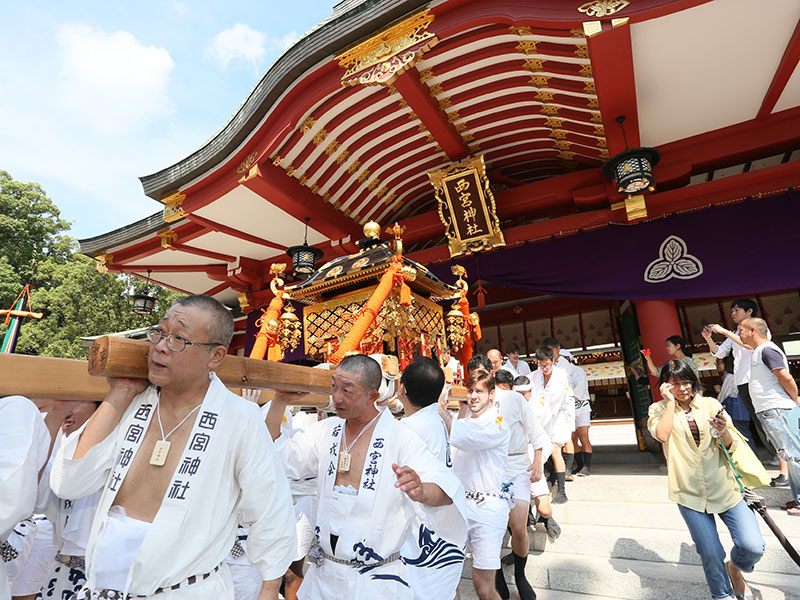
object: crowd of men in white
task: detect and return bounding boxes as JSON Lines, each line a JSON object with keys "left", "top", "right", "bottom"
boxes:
{"left": 2, "top": 293, "right": 603, "bottom": 600}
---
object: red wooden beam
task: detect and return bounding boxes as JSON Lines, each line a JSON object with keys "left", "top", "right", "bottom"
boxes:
{"left": 241, "top": 163, "right": 363, "bottom": 241}
{"left": 170, "top": 242, "right": 236, "bottom": 264}
{"left": 111, "top": 264, "right": 226, "bottom": 274}
{"left": 185, "top": 214, "right": 287, "bottom": 251}
{"left": 392, "top": 68, "right": 470, "bottom": 161}
{"left": 109, "top": 221, "right": 208, "bottom": 265}
{"left": 203, "top": 282, "right": 231, "bottom": 297}
{"left": 758, "top": 16, "right": 800, "bottom": 118}
{"left": 585, "top": 18, "right": 640, "bottom": 154}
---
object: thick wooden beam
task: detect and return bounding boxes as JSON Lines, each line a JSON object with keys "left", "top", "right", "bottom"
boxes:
{"left": 241, "top": 163, "right": 363, "bottom": 241}
{"left": 0, "top": 355, "right": 113, "bottom": 401}
{"left": 1, "top": 340, "right": 468, "bottom": 409}
{"left": 585, "top": 18, "right": 640, "bottom": 154}
{"left": 758, "top": 16, "right": 800, "bottom": 118}
{"left": 392, "top": 68, "right": 470, "bottom": 161}
{"left": 0, "top": 352, "right": 329, "bottom": 407}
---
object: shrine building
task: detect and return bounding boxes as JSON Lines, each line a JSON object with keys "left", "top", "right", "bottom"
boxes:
{"left": 79, "top": 0, "right": 800, "bottom": 448}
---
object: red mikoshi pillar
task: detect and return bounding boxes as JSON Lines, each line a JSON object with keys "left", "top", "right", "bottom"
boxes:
{"left": 634, "top": 300, "right": 682, "bottom": 401}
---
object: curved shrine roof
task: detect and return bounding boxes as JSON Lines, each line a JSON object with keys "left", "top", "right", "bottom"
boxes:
{"left": 81, "top": 0, "right": 800, "bottom": 307}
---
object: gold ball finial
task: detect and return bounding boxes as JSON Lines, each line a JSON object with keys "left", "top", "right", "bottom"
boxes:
{"left": 363, "top": 221, "right": 381, "bottom": 239}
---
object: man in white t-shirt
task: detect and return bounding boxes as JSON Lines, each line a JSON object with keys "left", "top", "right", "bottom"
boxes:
{"left": 492, "top": 370, "right": 546, "bottom": 600}
{"left": 499, "top": 344, "right": 531, "bottom": 378}
{"left": 739, "top": 318, "right": 800, "bottom": 514}
{"left": 439, "top": 369, "right": 510, "bottom": 600}
{"left": 702, "top": 299, "right": 772, "bottom": 446}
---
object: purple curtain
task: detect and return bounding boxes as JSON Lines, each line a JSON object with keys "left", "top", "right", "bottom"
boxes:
{"left": 429, "top": 192, "right": 800, "bottom": 300}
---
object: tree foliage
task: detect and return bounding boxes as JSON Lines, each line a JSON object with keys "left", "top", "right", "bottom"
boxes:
{"left": 0, "top": 170, "right": 72, "bottom": 290}
{"left": 0, "top": 171, "right": 185, "bottom": 359}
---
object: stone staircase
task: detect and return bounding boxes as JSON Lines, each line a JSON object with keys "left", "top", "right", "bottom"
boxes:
{"left": 458, "top": 448, "right": 800, "bottom": 600}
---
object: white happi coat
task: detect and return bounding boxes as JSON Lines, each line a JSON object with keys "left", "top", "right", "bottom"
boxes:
{"left": 0, "top": 396, "right": 50, "bottom": 600}
{"left": 494, "top": 389, "right": 551, "bottom": 475}
{"left": 276, "top": 408, "right": 467, "bottom": 599}
{"left": 529, "top": 367, "right": 574, "bottom": 440}
{"left": 38, "top": 433, "right": 102, "bottom": 557}
{"left": 556, "top": 356, "right": 590, "bottom": 413}
{"left": 400, "top": 404, "right": 464, "bottom": 600}
{"left": 449, "top": 406, "right": 511, "bottom": 529}
{"left": 50, "top": 374, "right": 296, "bottom": 599}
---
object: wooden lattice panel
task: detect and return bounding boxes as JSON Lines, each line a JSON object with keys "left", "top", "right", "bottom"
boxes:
{"left": 303, "top": 286, "right": 446, "bottom": 356}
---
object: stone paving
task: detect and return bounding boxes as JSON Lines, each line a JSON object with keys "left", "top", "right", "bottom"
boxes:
{"left": 457, "top": 422, "right": 800, "bottom": 599}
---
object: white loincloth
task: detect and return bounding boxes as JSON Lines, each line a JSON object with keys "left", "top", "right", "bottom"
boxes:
{"left": 93, "top": 506, "right": 151, "bottom": 592}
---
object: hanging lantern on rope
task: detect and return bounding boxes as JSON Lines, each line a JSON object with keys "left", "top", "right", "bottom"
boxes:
{"left": 601, "top": 116, "right": 660, "bottom": 221}
{"left": 286, "top": 217, "right": 324, "bottom": 276}
{"left": 132, "top": 270, "right": 157, "bottom": 315}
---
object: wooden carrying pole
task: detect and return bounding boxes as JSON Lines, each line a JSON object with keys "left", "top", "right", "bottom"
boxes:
{"left": 1, "top": 336, "right": 468, "bottom": 407}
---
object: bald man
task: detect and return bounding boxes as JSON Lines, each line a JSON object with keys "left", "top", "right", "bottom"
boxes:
{"left": 51, "top": 295, "right": 297, "bottom": 599}
{"left": 487, "top": 350, "right": 503, "bottom": 375}
{"left": 267, "top": 354, "right": 467, "bottom": 599}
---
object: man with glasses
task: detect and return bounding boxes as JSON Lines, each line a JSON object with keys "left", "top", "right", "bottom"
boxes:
{"left": 50, "top": 295, "right": 297, "bottom": 600}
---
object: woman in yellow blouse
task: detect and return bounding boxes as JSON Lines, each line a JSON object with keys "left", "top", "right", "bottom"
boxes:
{"left": 648, "top": 360, "right": 764, "bottom": 600}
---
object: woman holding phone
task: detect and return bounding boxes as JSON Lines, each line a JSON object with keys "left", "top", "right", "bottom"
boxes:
{"left": 641, "top": 335, "right": 700, "bottom": 380}
{"left": 648, "top": 360, "right": 764, "bottom": 600}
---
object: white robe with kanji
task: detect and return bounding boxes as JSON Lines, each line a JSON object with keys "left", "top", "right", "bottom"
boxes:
{"left": 276, "top": 408, "right": 467, "bottom": 600}
{"left": 0, "top": 396, "right": 50, "bottom": 600}
{"left": 50, "top": 374, "right": 296, "bottom": 599}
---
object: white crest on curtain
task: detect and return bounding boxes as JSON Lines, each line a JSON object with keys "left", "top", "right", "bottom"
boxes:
{"left": 644, "top": 235, "right": 703, "bottom": 283}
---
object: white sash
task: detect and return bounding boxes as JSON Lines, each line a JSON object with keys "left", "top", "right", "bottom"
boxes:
{"left": 89, "top": 374, "right": 227, "bottom": 595}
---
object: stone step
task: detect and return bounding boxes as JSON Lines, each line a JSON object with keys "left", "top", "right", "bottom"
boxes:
{"left": 547, "top": 499, "right": 800, "bottom": 540}
{"left": 589, "top": 445, "right": 665, "bottom": 465}
{"left": 457, "top": 583, "right": 619, "bottom": 600}
{"left": 560, "top": 464, "right": 794, "bottom": 508}
{"left": 525, "top": 522, "right": 800, "bottom": 575}
{"left": 459, "top": 553, "right": 800, "bottom": 600}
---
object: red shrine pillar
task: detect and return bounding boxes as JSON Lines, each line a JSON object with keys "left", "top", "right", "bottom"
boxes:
{"left": 635, "top": 300, "right": 682, "bottom": 401}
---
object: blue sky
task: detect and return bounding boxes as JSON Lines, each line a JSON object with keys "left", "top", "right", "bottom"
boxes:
{"left": 0, "top": 1, "right": 333, "bottom": 240}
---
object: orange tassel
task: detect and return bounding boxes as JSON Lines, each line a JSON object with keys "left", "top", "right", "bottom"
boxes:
{"left": 399, "top": 281, "right": 412, "bottom": 306}
{"left": 249, "top": 290, "right": 285, "bottom": 361}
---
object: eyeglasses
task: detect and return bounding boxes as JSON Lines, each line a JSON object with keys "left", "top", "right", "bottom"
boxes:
{"left": 146, "top": 327, "right": 223, "bottom": 353}
{"left": 670, "top": 380, "right": 694, "bottom": 389}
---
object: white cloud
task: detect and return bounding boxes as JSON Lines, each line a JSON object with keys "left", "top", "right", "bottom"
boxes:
{"left": 0, "top": 22, "right": 185, "bottom": 236}
{"left": 56, "top": 24, "right": 174, "bottom": 135}
{"left": 206, "top": 23, "right": 266, "bottom": 71}
{"left": 172, "top": 1, "right": 189, "bottom": 15}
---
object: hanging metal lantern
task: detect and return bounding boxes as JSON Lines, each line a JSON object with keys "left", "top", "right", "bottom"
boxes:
{"left": 601, "top": 115, "right": 661, "bottom": 194}
{"left": 132, "top": 270, "right": 156, "bottom": 315}
{"left": 602, "top": 147, "right": 661, "bottom": 193}
{"left": 287, "top": 217, "right": 324, "bottom": 276}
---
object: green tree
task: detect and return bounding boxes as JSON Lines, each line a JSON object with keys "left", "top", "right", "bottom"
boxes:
{"left": 0, "top": 171, "right": 185, "bottom": 358}
{"left": 15, "top": 255, "right": 184, "bottom": 359}
{"left": 0, "top": 170, "right": 72, "bottom": 293}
